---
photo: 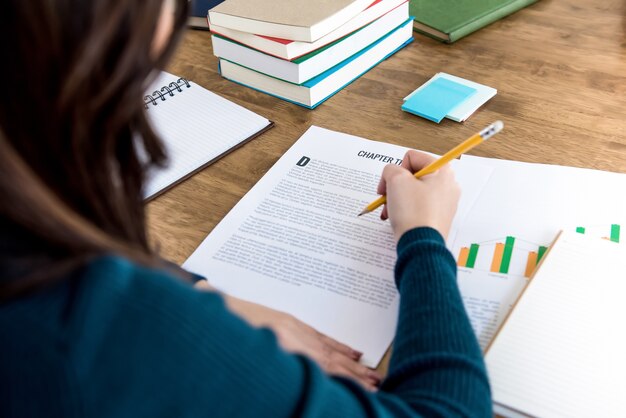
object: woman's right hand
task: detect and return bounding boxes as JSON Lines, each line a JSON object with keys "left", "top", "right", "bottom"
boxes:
{"left": 377, "top": 150, "right": 461, "bottom": 242}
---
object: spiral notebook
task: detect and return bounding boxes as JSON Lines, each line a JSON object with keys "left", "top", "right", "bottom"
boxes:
{"left": 143, "top": 72, "right": 273, "bottom": 200}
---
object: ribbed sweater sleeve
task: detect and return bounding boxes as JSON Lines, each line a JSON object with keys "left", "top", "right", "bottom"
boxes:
{"left": 382, "top": 227, "right": 492, "bottom": 417}
{"left": 0, "top": 228, "right": 491, "bottom": 418}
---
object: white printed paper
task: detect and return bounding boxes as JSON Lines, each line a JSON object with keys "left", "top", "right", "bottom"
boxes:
{"left": 184, "top": 126, "right": 492, "bottom": 366}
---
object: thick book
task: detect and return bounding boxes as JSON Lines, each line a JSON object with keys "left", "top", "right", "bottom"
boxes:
{"left": 409, "top": 0, "right": 537, "bottom": 43}
{"left": 188, "top": 0, "right": 224, "bottom": 29}
{"left": 485, "top": 230, "right": 626, "bottom": 417}
{"left": 143, "top": 72, "right": 273, "bottom": 200}
{"left": 208, "top": 0, "right": 373, "bottom": 42}
{"left": 218, "top": 19, "right": 413, "bottom": 109}
{"left": 211, "top": 2, "right": 409, "bottom": 84}
{"left": 209, "top": 0, "right": 407, "bottom": 60}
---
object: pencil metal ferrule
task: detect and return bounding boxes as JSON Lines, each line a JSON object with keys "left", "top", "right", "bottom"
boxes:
{"left": 480, "top": 120, "right": 504, "bottom": 141}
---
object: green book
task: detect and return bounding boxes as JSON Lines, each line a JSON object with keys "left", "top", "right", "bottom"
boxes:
{"left": 409, "top": 0, "right": 537, "bottom": 43}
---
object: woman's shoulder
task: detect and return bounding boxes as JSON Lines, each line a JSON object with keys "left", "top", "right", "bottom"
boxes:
{"left": 67, "top": 255, "right": 235, "bottom": 341}
{"left": 0, "top": 255, "right": 291, "bottom": 417}
{"left": 1, "top": 254, "right": 228, "bottom": 350}
{"left": 65, "top": 256, "right": 303, "bottom": 416}
{"left": 83, "top": 254, "right": 200, "bottom": 292}
{"left": 79, "top": 255, "right": 216, "bottom": 306}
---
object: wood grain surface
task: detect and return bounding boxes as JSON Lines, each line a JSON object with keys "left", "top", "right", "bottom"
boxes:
{"left": 149, "top": 0, "right": 626, "bottom": 263}
{"left": 146, "top": 0, "right": 626, "bottom": 376}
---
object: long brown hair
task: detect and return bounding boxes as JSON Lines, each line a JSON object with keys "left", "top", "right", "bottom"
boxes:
{"left": 0, "top": 0, "right": 190, "bottom": 299}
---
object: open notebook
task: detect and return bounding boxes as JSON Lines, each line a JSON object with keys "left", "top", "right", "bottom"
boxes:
{"left": 485, "top": 230, "right": 626, "bottom": 417}
{"left": 143, "top": 72, "right": 273, "bottom": 200}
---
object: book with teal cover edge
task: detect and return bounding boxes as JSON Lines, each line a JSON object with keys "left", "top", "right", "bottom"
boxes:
{"left": 219, "top": 18, "right": 414, "bottom": 109}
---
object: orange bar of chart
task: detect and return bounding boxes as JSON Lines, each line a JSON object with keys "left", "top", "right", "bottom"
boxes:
{"left": 525, "top": 251, "right": 538, "bottom": 278}
{"left": 457, "top": 247, "right": 470, "bottom": 267}
{"left": 490, "top": 243, "right": 505, "bottom": 273}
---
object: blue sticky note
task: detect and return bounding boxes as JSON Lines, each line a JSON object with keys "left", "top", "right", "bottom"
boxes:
{"left": 401, "top": 78, "right": 477, "bottom": 123}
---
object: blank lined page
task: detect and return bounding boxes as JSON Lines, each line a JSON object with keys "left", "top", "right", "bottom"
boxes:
{"left": 485, "top": 231, "right": 626, "bottom": 417}
{"left": 143, "top": 72, "right": 271, "bottom": 199}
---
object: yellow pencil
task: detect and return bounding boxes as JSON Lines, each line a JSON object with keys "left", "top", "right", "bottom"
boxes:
{"left": 358, "top": 121, "right": 504, "bottom": 217}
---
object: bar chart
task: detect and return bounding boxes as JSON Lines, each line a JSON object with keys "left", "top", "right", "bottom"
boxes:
{"left": 448, "top": 155, "right": 626, "bottom": 351}
{"left": 523, "top": 246, "right": 548, "bottom": 278}
{"left": 457, "top": 236, "right": 548, "bottom": 278}
{"left": 457, "top": 224, "right": 621, "bottom": 279}
{"left": 457, "top": 244, "right": 479, "bottom": 268}
{"left": 576, "top": 223, "right": 621, "bottom": 243}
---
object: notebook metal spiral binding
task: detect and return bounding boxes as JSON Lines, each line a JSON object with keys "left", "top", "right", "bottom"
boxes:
{"left": 144, "top": 77, "right": 191, "bottom": 109}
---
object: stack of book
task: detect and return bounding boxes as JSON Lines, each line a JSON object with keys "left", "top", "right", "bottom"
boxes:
{"left": 208, "top": 0, "right": 412, "bottom": 109}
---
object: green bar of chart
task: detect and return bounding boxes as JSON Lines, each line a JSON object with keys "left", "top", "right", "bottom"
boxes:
{"left": 537, "top": 246, "right": 548, "bottom": 263}
{"left": 611, "top": 224, "right": 621, "bottom": 243}
{"left": 466, "top": 244, "right": 480, "bottom": 268}
{"left": 576, "top": 227, "right": 586, "bottom": 234}
{"left": 499, "top": 236, "right": 516, "bottom": 274}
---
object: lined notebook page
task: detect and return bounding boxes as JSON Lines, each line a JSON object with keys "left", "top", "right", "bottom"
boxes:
{"left": 143, "top": 72, "right": 271, "bottom": 199}
{"left": 485, "top": 231, "right": 626, "bottom": 418}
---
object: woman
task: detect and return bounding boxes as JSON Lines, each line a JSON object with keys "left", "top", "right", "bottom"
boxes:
{"left": 0, "top": 0, "right": 492, "bottom": 416}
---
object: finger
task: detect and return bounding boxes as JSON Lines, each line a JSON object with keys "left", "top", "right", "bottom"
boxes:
{"left": 334, "top": 358, "right": 382, "bottom": 389}
{"left": 194, "top": 279, "right": 211, "bottom": 290}
{"left": 380, "top": 204, "right": 388, "bottom": 221}
{"left": 377, "top": 161, "right": 411, "bottom": 196}
{"left": 337, "top": 353, "right": 382, "bottom": 384}
{"left": 401, "top": 150, "right": 437, "bottom": 173}
{"left": 437, "top": 163, "right": 455, "bottom": 177}
{"left": 321, "top": 350, "right": 382, "bottom": 392}
{"left": 331, "top": 367, "right": 377, "bottom": 391}
{"left": 419, "top": 161, "right": 455, "bottom": 185}
{"left": 380, "top": 164, "right": 417, "bottom": 199}
{"left": 331, "top": 365, "right": 373, "bottom": 389}
{"left": 319, "top": 334, "right": 362, "bottom": 360}
{"left": 376, "top": 171, "right": 390, "bottom": 196}
{"left": 377, "top": 164, "right": 411, "bottom": 219}
{"left": 376, "top": 173, "right": 386, "bottom": 196}
{"left": 380, "top": 162, "right": 410, "bottom": 183}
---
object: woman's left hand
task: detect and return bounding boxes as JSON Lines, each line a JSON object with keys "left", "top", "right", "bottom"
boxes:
{"left": 195, "top": 281, "right": 382, "bottom": 391}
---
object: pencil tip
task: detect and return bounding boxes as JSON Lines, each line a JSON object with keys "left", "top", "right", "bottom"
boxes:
{"left": 357, "top": 210, "right": 368, "bottom": 217}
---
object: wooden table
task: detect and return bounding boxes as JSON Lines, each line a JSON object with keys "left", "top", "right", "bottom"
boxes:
{"left": 148, "top": 0, "right": 626, "bottom": 384}
{"left": 148, "top": 0, "right": 626, "bottom": 377}
{"left": 149, "top": 0, "right": 626, "bottom": 262}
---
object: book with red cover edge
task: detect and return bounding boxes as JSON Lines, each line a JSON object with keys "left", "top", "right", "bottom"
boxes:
{"left": 210, "top": 0, "right": 407, "bottom": 61}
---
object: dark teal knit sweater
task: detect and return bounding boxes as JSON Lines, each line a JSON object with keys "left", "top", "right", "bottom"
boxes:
{"left": 0, "top": 227, "right": 491, "bottom": 417}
